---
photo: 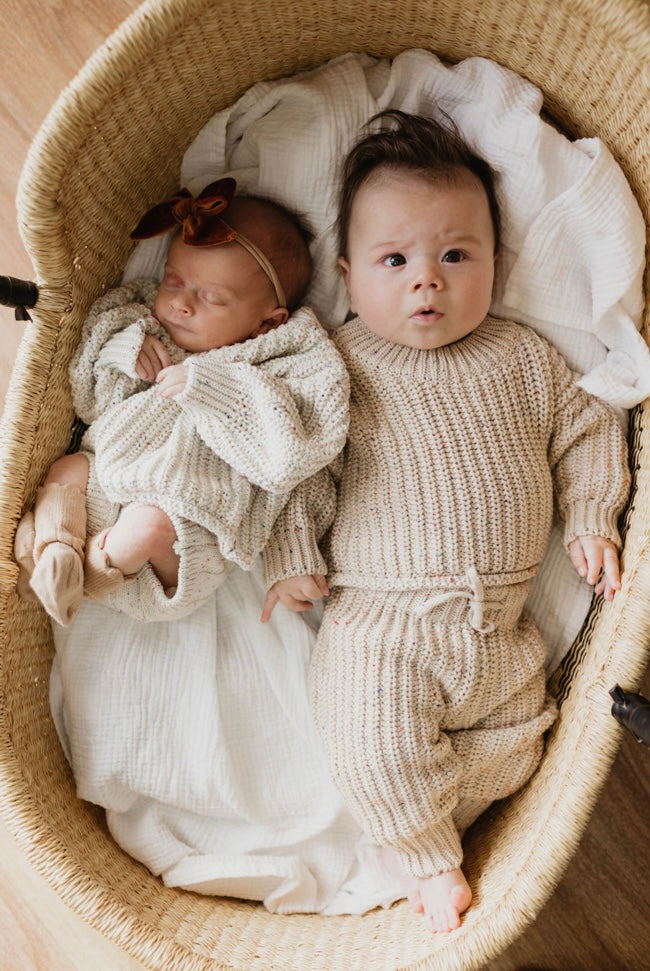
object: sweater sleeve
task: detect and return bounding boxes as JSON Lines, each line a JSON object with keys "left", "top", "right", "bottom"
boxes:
{"left": 262, "top": 453, "right": 343, "bottom": 588}
{"left": 546, "top": 338, "right": 631, "bottom": 548}
{"left": 69, "top": 279, "right": 162, "bottom": 425}
{"left": 172, "top": 309, "right": 350, "bottom": 492}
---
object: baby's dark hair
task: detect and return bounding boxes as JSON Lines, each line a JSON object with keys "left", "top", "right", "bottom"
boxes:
{"left": 337, "top": 109, "right": 501, "bottom": 259}
{"left": 227, "top": 195, "right": 313, "bottom": 311}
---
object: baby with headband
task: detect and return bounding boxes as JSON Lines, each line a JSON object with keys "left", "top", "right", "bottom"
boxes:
{"left": 14, "top": 179, "right": 349, "bottom": 624}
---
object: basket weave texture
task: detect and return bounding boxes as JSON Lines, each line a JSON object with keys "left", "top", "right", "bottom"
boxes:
{"left": 1, "top": 0, "right": 649, "bottom": 968}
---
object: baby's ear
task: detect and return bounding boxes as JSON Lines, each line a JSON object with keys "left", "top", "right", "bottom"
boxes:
{"left": 256, "top": 306, "right": 289, "bottom": 335}
{"left": 338, "top": 256, "right": 351, "bottom": 289}
{"left": 338, "top": 258, "right": 355, "bottom": 312}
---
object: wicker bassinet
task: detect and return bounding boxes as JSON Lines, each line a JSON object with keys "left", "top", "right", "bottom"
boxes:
{"left": 1, "top": 0, "right": 649, "bottom": 968}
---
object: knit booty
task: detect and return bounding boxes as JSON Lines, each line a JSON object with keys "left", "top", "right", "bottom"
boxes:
{"left": 83, "top": 529, "right": 129, "bottom": 600}
{"left": 14, "top": 510, "right": 38, "bottom": 602}
{"left": 23, "top": 482, "right": 87, "bottom": 626}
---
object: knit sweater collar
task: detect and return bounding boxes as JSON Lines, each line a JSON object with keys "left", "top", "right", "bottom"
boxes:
{"left": 340, "top": 314, "right": 513, "bottom": 383}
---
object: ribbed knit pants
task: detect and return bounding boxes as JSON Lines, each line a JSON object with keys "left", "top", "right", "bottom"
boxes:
{"left": 83, "top": 451, "right": 228, "bottom": 621}
{"left": 308, "top": 582, "right": 557, "bottom": 878}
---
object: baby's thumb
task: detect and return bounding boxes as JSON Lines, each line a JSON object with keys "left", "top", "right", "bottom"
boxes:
{"left": 314, "top": 574, "right": 330, "bottom": 596}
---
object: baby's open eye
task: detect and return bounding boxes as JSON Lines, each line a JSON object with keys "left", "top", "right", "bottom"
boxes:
{"left": 383, "top": 253, "right": 406, "bottom": 267}
{"left": 442, "top": 249, "right": 464, "bottom": 264}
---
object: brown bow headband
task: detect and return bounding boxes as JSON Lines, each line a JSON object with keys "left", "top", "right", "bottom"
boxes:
{"left": 131, "top": 177, "right": 286, "bottom": 307}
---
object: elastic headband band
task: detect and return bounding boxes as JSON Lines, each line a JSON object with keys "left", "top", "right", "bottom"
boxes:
{"left": 234, "top": 233, "right": 286, "bottom": 308}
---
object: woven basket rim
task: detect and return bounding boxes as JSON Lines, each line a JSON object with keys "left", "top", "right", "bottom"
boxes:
{"left": 2, "top": 0, "right": 650, "bottom": 967}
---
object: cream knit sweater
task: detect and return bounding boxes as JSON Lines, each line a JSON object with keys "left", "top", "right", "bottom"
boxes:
{"left": 69, "top": 279, "right": 350, "bottom": 570}
{"left": 263, "top": 315, "right": 630, "bottom": 589}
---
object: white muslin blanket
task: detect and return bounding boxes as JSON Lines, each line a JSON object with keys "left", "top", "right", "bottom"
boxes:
{"left": 51, "top": 562, "right": 401, "bottom": 914}
{"left": 52, "top": 50, "right": 648, "bottom": 914}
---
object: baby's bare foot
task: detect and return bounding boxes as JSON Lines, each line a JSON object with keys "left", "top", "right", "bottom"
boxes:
{"left": 419, "top": 868, "right": 472, "bottom": 933}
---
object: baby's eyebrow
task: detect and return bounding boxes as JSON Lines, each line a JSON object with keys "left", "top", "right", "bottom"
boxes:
{"left": 202, "top": 280, "right": 237, "bottom": 297}
{"left": 368, "top": 239, "right": 404, "bottom": 252}
{"left": 444, "top": 234, "right": 482, "bottom": 245}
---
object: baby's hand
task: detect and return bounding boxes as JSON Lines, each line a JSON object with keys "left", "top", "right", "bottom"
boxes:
{"left": 135, "top": 334, "right": 172, "bottom": 382}
{"left": 568, "top": 534, "right": 621, "bottom": 601}
{"left": 261, "top": 574, "right": 329, "bottom": 623}
{"left": 155, "top": 364, "right": 188, "bottom": 397}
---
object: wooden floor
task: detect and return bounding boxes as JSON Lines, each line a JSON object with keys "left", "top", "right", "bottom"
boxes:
{"left": 1, "top": 2, "right": 649, "bottom": 968}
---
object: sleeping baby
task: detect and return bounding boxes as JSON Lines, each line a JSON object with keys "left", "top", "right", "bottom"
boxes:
{"left": 14, "top": 178, "right": 350, "bottom": 623}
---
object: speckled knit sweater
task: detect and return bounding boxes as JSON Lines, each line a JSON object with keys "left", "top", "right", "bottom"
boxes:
{"left": 263, "top": 314, "right": 630, "bottom": 590}
{"left": 69, "top": 278, "right": 350, "bottom": 571}
{"left": 262, "top": 314, "right": 630, "bottom": 878}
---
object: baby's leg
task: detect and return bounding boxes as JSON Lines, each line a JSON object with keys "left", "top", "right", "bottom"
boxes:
{"left": 85, "top": 505, "right": 180, "bottom": 596}
{"left": 15, "top": 453, "right": 89, "bottom": 625}
{"left": 310, "top": 589, "right": 470, "bottom": 931}
{"left": 451, "top": 616, "right": 557, "bottom": 816}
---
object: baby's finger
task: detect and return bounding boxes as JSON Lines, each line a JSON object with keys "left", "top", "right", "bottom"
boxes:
{"left": 313, "top": 573, "right": 330, "bottom": 597}
{"left": 300, "top": 575, "right": 329, "bottom": 601}
{"left": 602, "top": 544, "right": 621, "bottom": 592}
{"left": 137, "top": 342, "right": 165, "bottom": 381}
{"left": 135, "top": 351, "right": 156, "bottom": 382}
{"left": 135, "top": 359, "right": 149, "bottom": 381}
{"left": 260, "top": 589, "right": 279, "bottom": 623}
{"left": 156, "top": 364, "right": 188, "bottom": 395}
{"left": 282, "top": 595, "right": 315, "bottom": 612}
{"left": 150, "top": 337, "right": 172, "bottom": 371}
{"left": 156, "top": 373, "right": 185, "bottom": 397}
{"left": 568, "top": 539, "right": 588, "bottom": 579}
{"left": 582, "top": 546, "right": 604, "bottom": 586}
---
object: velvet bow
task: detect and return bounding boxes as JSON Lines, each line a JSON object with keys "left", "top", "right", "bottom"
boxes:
{"left": 130, "top": 177, "right": 237, "bottom": 246}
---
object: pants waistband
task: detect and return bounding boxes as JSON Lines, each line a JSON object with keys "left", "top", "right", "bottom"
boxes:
{"left": 392, "top": 568, "right": 531, "bottom": 633}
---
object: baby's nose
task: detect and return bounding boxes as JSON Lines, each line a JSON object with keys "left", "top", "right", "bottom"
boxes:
{"left": 171, "top": 291, "right": 193, "bottom": 312}
{"left": 412, "top": 263, "right": 443, "bottom": 290}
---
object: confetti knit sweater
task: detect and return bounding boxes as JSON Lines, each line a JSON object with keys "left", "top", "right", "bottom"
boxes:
{"left": 69, "top": 279, "right": 350, "bottom": 570}
{"left": 263, "top": 315, "right": 630, "bottom": 590}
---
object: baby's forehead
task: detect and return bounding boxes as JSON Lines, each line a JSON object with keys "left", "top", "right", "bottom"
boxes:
{"left": 360, "top": 164, "right": 484, "bottom": 199}
{"left": 351, "top": 168, "right": 495, "bottom": 240}
{"left": 165, "top": 235, "right": 241, "bottom": 268}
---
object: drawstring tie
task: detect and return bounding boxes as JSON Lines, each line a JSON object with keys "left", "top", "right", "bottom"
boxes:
{"left": 412, "top": 567, "right": 503, "bottom": 633}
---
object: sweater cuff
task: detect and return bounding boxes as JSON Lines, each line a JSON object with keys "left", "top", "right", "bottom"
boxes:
{"left": 263, "top": 525, "right": 327, "bottom": 589}
{"left": 563, "top": 500, "right": 622, "bottom": 549}
{"left": 95, "top": 320, "right": 146, "bottom": 378}
{"left": 397, "top": 814, "right": 463, "bottom": 879}
{"left": 176, "top": 360, "right": 250, "bottom": 420}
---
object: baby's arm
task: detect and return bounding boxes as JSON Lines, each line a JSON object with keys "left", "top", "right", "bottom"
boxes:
{"left": 170, "top": 311, "right": 350, "bottom": 492}
{"left": 545, "top": 338, "right": 630, "bottom": 588}
{"left": 70, "top": 279, "right": 165, "bottom": 423}
{"left": 568, "top": 534, "right": 621, "bottom": 601}
{"left": 261, "top": 457, "right": 342, "bottom": 621}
